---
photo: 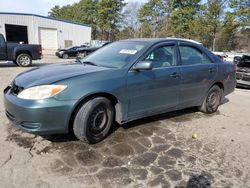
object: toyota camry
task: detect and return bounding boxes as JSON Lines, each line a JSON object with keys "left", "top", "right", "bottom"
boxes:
{"left": 4, "top": 38, "right": 236, "bottom": 143}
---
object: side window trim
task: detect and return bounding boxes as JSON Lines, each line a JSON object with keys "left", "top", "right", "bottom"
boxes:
{"left": 178, "top": 43, "right": 213, "bottom": 66}
{"left": 144, "top": 43, "right": 178, "bottom": 69}
{"left": 129, "top": 41, "right": 178, "bottom": 72}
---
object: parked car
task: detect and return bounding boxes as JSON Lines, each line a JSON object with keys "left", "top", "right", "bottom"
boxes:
{"left": 55, "top": 45, "right": 88, "bottom": 59}
{"left": 0, "top": 34, "right": 42, "bottom": 67}
{"left": 236, "top": 55, "right": 250, "bottom": 88}
{"left": 4, "top": 38, "right": 236, "bottom": 143}
{"left": 233, "top": 56, "right": 242, "bottom": 64}
{"left": 77, "top": 42, "right": 111, "bottom": 57}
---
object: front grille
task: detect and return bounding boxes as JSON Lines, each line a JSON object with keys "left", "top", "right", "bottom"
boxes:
{"left": 242, "top": 75, "right": 250, "bottom": 81}
{"left": 236, "top": 72, "right": 250, "bottom": 81}
{"left": 236, "top": 73, "right": 243, "bottom": 80}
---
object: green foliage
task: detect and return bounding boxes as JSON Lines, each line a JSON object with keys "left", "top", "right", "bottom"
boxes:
{"left": 164, "top": 0, "right": 202, "bottom": 38}
{"left": 48, "top": 0, "right": 250, "bottom": 51}
{"left": 140, "top": 22, "right": 152, "bottom": 37}
{"left": 96, "top": 0, "right": 125, "bottom": 40}
{"left": 229, "top": 0, "right": 250, "bottom": 28}
{"left": 138, "top": 0, "right": 167, "bottom": 37}
{"left": 48, "top": 0, "right": 125, "bottom": 40}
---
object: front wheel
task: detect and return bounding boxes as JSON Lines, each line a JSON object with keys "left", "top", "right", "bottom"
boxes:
{"left": 199, "top": 85, "right": 222, "bottom": 113}
{"left": 73, "top": 97, "right": 114, "bottom": 144}
{"left": 62, "top": 54, "right": 69, "bottom": 59}
{"left": 16, "top": 53, "right": 32, "bottom": 67}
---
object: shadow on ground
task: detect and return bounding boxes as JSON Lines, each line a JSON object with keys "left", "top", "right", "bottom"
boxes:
{"left": 43, "top": 107, "right": 202, "bottom": 143}
{"left": 0, "top": 62, "right": 55, "bottom": 68}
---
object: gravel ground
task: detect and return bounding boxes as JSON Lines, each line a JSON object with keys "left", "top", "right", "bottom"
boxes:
{"left": 0, "top": 58, "right": 250, "bottom": 188}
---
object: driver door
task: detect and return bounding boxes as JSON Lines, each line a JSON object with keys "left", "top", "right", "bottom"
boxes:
{"left": 126, "top": 42, "right": 181, "bottom": 118}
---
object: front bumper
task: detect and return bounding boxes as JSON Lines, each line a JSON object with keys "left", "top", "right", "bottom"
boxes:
{"left": 55, "top": 52, "right": 63, "bottom": 58}
{"left": 236, "top": 72, "right": 250, "bottom": 89}
{"left": 4, "top": 88, "right": 77, "bottom": 135}
{"left": 236, "top": 80, "right": 250, "bottom": 88}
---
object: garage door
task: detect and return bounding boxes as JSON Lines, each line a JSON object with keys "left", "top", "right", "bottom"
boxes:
{"left": 39, "top": 28, "right": 58, "bottom": 49}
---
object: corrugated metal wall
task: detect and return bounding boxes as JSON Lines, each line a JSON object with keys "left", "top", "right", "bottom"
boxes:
{"left": 0, "top": 13, "right": 91, "bottom": 50}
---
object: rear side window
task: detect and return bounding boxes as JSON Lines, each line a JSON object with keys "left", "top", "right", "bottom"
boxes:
{"left": 179, "top": 46, "right": 212, "bottom": 65}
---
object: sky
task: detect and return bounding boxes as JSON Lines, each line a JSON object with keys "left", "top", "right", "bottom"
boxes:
{"left": 0, "top": 0, "right": 147, "bottom": 16}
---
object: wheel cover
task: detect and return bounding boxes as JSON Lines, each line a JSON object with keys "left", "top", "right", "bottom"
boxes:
{"left": 19, "top": 56, "right": 30, "bottom": 66}
{"left": 88, "top": 104, "right": 108, "bottom": 137}
{"left": 206, "top": 90, "right": 220, "bottom": 111}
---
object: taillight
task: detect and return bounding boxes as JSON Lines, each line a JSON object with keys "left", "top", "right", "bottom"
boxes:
{"left": 38, "top": 46, "right": 42, "bottom": 55}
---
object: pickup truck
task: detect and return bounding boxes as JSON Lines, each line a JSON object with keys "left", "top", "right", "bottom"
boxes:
{"left": 0, "top": 34, "right": 42, "bottom": 67}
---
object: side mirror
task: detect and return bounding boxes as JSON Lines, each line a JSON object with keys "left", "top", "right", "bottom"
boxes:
{"left": 133, "top": 61, "right": 153, "bottom": 71}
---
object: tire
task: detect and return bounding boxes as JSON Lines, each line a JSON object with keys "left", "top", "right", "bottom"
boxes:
{"left": 199, "top": 85, "right": 222, "bottom": 113}
{"left": 73, "top": 97, "right": 114, "bottom": 144}
{"left": 62, "top": 54, "right": 69, "bottom": 59}
{"left": 16, "top": 53, "right": 32, "bottom": 67}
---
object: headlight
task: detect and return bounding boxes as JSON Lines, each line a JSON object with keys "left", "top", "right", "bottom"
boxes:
{"left": 17, "top": 85, "right": 67, "bottom": 100}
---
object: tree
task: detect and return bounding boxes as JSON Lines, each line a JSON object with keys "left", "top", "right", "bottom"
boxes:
{"left": 96, "top": 0, "right": 125, "bottom": 40}
{"left": 165, "top": 0, "right": 202, "bottom": 38}
{"left": 229, "top": 0, "right": 250, "bottom": 28}
{"left": 203, "top": 0, "right": 228, "bottom": 51}
{"left": 217, "top": 13, "right": 239, "bottom": 51}
{"left": 138, "top": 0, "right": 167, "bottom": 37}
{"left": 120, "top": 2, "right": 142, "bottom": 38}
{"left": 72, "top": 0, "right": 98, "bottom": 39}
{"left": 48, "top": 0, "right": 125, "bottom": 41}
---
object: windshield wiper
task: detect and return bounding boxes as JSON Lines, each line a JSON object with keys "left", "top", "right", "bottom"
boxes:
{"left": 81, "top": 61, "right": 98, "bottom": 66}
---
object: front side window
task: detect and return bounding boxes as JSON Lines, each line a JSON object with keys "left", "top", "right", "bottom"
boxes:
{"left": 145, "top": 45, "right": 176, "bottom": 68}
{"left": 179, "top": 46, "right": 212, "bottom": 65}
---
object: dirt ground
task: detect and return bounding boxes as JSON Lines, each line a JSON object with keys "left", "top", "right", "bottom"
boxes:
{"left": 0, "top": 58, "right": 250, "bottom": 188}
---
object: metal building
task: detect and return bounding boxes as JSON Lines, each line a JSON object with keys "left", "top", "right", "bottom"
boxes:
{"left": 0, "top": 12, "right": 91, "bottom": 52}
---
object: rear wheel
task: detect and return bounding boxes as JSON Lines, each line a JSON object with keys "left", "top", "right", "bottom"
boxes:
{"left": 73, "top": 97, "right": 114, "bottom": 143}
{"left": 199, "top": 85, "right": 222, "bottom": 113}
{"left": 16, "top": 53, "right": 32, "bottom": 67}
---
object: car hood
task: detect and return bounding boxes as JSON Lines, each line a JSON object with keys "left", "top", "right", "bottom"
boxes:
{"left": 14, "top": 63, "right": 111, "bottom": 88}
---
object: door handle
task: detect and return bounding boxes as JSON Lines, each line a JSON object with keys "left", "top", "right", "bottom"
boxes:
{"left": 170, "top": 72, "right": 180, "bottom": 78}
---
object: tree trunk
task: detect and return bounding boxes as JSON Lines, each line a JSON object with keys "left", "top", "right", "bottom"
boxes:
{"left": 213, "top": 37, "right": 216, "bottom": 52}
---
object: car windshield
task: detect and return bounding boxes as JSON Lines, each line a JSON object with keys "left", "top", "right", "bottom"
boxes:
{"left": 81, "top": 41, "right": 147, "bottom": 68}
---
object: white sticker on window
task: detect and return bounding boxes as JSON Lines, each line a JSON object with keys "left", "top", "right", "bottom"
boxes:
{"left": 119, "top": 49, "right": 138, "bottom": 55}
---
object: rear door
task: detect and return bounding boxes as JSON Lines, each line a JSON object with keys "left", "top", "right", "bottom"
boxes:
{"left": 178, "top": 43, "right": 217, "bottom": 108}
{"left": 0, "top": 34, "right": 7, "bottom": 60}
{"left": 126, "top": 42, "right": 181, "bottom": 118}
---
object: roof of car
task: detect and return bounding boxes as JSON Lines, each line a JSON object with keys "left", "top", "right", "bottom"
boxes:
{"left": 121, "top": 38, "right": 203, "bottom": 45}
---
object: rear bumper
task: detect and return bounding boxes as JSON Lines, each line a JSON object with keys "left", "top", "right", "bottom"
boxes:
{"left": 4, "top": 88, "right": 77, "bottom": 135}
{"left": 224, "top": 79, "right": 237, "bottom": 96}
